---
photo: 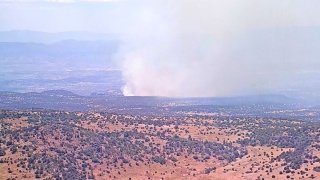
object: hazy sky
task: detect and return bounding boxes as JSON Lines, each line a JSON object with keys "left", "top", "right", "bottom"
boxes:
{"left": 1, "top": 0, "right": 320, "bottom": 97}
{"left": 1, "top": 0, "right": 320, "bottom": 33}
{"left": 0, "top": 0, "right": 129, "bottom": 33}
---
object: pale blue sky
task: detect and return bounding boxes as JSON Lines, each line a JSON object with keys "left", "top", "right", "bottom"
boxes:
{"left": 0, "top": 0, "right": 135, "bottom": 33}
{"left": 1, "top": 0, "right": 320, "bottom": 34}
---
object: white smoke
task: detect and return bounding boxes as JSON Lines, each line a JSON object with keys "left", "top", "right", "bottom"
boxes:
{"left": 118, "top": 0, "right": 320, "bottom": 97}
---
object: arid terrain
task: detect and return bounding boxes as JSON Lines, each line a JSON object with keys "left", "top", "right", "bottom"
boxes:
{"left": 1, "top": 108, "right": 320, "bottom": 180}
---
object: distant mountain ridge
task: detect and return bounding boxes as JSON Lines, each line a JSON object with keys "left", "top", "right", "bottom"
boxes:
{"left": 0, "top": 30, "right": 121, "bottom": 43}
{"left": 0, "top": 40, "right": 119, "bottom": 58}
{"left": 0, "top": 39, "right": 121, "bottom": 72}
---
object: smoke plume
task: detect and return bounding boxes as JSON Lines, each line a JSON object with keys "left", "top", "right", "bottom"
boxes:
{"left": 118, "top": 0, "right": 320, "bottom": 97}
